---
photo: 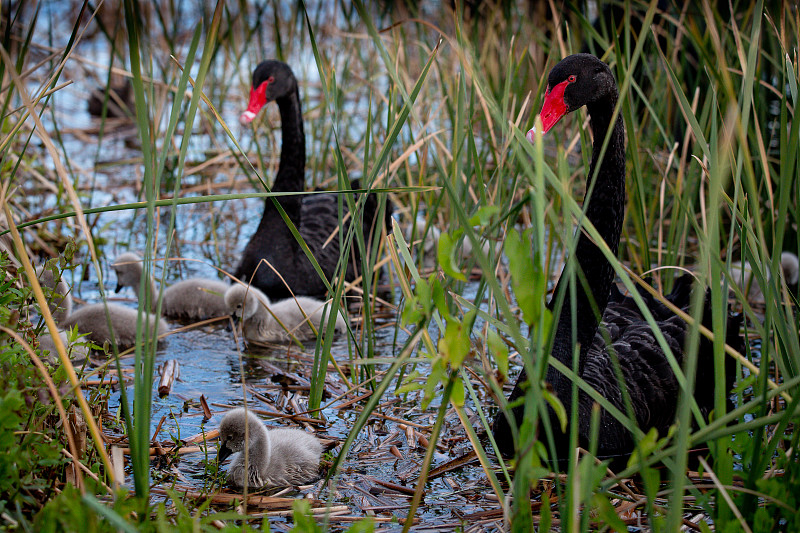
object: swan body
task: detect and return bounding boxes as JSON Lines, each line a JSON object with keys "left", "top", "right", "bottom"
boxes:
{"left": 235, "top": 60, "right": 391, "bottom": 300}
{"left": 730, "top": 251, "right": 799, "bottom": 305}
{"left": 36, "top": 263, "right": 166, "bottom": 351}
{"left": 38, "top": 330, "right": 90, "bottom": 364}
{"left": 493, "top": 54, "right": 741, "bottom": 464}
{"left": 217, "top": 407, "right": 322, "bottom": 488}
{"left": 224, "top": 284, "right": 346, "bottom": 343}
{"left": 112, "top": 252, "right": 229, "bottom": 320}
{"left": 35, "top": 265, "right": 73, "bottom": 325}
{"left": 60, "top": 303, "right": 166, "bottom": 350}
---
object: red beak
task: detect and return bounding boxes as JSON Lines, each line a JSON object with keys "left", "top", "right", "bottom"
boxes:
{"left": 239, "top": 81, "right": 270, "bottom": 125}
{"left": 527, "top": 78, "right": 570, "bottom": 141}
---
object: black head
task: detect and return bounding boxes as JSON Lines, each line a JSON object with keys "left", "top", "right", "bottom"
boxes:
{"left": 217, "top": 407, "right": 251, "bottom": 462}
{"left": 529, "top": 54, "right": 618, "bottom": 138}
{"left": 240, "top": 60, "right": 298, "bottom": 124}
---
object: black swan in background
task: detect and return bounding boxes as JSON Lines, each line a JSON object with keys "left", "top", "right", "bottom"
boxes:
{"left": 235, "top": 60, "right": 392, "bottom": 300}
{"left": 492, "top": 54, "right": 742, "bottom": 464}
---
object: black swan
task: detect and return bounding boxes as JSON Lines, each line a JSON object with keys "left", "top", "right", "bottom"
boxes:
{"left": 492, "top": 54, "right": 742, "bottom": 464}
{"left": 112, "top": 252, "right": 229, "bottom": 320}
{"left": 217, "top": 407, "right": 322, "bottom": 488}
{"left": 235, "top": 60, "right": 391, "bottom": 300}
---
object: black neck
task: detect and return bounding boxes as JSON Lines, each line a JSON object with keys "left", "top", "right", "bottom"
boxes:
{"left": 548, "top": 97, "right": 626, "bottom": 380}
{"left": 266, "top": 85, "right": 305, "bottom": 219}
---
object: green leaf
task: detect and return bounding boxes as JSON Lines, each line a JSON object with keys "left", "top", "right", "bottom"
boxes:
{"left": 451, "top": 375, "right": 465, "bottom": 406}
{"left": 345, "top": 516, "right": 375, "bottom": 533}
{"left": 439, "top": 316, "right": 471, "bottom": 368}
{"left": 437, "top": 230, "right": 467, "bottom": 281}
{"left": 591, "top": 493, "right": 628, "bottom": 532}
{"left": 541, "top": 387, "right": 567, "bottom": 433}
{"left": 487, "top": 329, "right": 509, "bottom": 380}
{"left": 291, "top": 499, "right": 323, "bottom": 533}
{"left": 422, "top": 357, "right": 445, "bottom": 410}
{"left": 431, "top": 276, "right": 449, "bottom": 318}
{"left": 504, "top": 229, "right": 539, "bottom": 325}
{"left": 467, "top": 205, "right": 501, "bottom": 226}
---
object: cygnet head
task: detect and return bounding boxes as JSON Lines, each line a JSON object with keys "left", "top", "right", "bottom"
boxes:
{"left": 224, "top": 284, "right": 269, "bottom": 323}
{"left": 781, "top": 252, "right": 799, "bottom": 286}
{"left": 217, "top": 407, "right": 263, "bottom": 463}
{"left": 112, "top": 252, "right": 144, "bottom": 293}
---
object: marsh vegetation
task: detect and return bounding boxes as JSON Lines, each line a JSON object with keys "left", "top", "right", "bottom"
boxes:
{"left": 1, "top": 1, "right": 798, "bottom": 531}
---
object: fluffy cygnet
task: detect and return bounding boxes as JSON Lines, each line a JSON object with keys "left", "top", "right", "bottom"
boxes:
{"left": 217, "top": 408, "right": 323, "bottom": 488}
{"left": 38, "top": 330, "right": 90, "bottom": 364}
{"left": 224, "top": 284, "right": 346, "bottom": 343}
{"left": 36, "top": 263, "right": 166, "bottom": 351}
{"left": 35, "top": 265, "right": 73, "bottom": 325}
{"left": 60, "top": 304, "right": 166, "bottom": 350}
{"left": 730, "top": 251, "right": 799, "bottom": 305}
{"left": 112, "top": 252, "right": 229, "bottom": 320}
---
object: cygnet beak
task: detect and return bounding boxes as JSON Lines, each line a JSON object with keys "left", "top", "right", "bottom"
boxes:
{"left": 226, "top": 313, "right": 240, "bottom": 333}
{"left": 217, "top": 441, "right": 233, "bottom": 463}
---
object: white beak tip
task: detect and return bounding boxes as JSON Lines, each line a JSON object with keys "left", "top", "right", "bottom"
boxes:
{"left": 240, "top": 111, "right": 257, "bottom": 125}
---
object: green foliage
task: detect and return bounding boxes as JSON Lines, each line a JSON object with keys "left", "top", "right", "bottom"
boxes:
{"left": 716, "top": 445, "right": 800, "bottom": 533}
{"left": 0, "top": 253, "right": 73, "bottom": 521}
{"left": 504, "top": 228, "right": 546, "bottom": 326}
{"left": 437, "top": 231, "right": 467, "bottom": 282}
{"left": 291, "top": 499, "right": 374, "bottom": 532}
{"left": 486, "top": 329, "right": 508, "bottom": 380}
{"left": 33, "top": 485, "right": 111, "bottom": 533}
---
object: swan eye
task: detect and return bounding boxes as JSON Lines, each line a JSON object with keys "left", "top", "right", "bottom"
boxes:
{"left": 267, "top": 76, "right": 275, "bottom": 84}
{"left": 568, "top": 75, "right": 577, "bottom": 83}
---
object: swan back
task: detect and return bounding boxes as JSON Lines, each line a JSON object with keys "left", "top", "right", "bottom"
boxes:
{"left": 218, "top": 408, "right": 322, "bottom": 488}
{"left": 61, "top": 303, "right": 167, "bottom": 350}
{"left": 270, "top": 296, "right": 347, "bottom": 339}
{"left": 781, "top": 252, "right": 799, "bottom": 286}
{"left": 162, "top": 278, "right": 230, "bottom": 320}
{"left": 39, "top": 329, "right": 90, "bottom": 364}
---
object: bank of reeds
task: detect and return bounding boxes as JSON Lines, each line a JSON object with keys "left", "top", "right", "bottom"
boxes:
{"left": 0, "top": 0, "right": 797, "bottom": 530}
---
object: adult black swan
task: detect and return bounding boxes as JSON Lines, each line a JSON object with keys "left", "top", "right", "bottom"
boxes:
{"left": 236, "top": 60, "right": 391, "bottom": 300}
{"left": 492, "top": 54, "right": 741, "bottom": 465}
